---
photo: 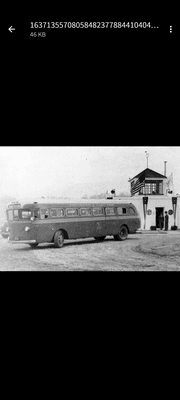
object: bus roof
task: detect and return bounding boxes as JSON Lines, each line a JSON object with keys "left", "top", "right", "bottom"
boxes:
{"left": 22, "top": 199, "right": 135, "bottom": 209}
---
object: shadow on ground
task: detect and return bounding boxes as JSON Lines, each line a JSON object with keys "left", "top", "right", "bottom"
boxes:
{"left": 13, "top": 236, "right": 140, "bottom": 251}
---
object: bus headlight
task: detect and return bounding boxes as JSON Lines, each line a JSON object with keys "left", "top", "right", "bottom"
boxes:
{"left": 25, "top": 227, "right": 30, "bottom": 232}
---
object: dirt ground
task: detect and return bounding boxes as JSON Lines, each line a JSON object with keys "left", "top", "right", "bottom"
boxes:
{"left": 0, "top": 232, "right": 180, "bottom": 271}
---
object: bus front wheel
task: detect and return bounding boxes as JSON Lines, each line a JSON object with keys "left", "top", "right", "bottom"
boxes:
{"left": 114, "top": 225, "right": 128, "bottom": 241}
{"left": 54, "top": 230, "right": 64, "bottom": 248}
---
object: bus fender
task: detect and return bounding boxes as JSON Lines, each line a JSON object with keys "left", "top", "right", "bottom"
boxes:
{"left": 52, "top": 228, "right": 69, "bottom": 241}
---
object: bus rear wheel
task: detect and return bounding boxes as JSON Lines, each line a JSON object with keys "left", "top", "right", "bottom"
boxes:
{"left": 94, "top": 236, "right": 106, "bottom": 241}
{"left": 114, "top": 225, "right": 128, "bottom": 241}
{"left": 54, "top": 230, "right": 64, "bottom": 248}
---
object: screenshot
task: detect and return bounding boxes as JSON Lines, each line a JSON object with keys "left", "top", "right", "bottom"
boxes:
{"left": 7, "top": 20, "right": 172, "bottom": 42}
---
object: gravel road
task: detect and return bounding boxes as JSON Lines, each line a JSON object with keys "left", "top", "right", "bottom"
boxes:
{"left": 0, "top": 232, "right": 180, "bottom": 271}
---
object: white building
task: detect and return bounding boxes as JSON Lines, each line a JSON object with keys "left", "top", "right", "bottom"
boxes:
{"left": 114, "top": 167, "right": 180, "bottom": 230}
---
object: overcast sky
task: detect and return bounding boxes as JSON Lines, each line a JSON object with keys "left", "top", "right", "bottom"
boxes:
{"left": 0, "top": 147, "right": 180, "bottom": 199}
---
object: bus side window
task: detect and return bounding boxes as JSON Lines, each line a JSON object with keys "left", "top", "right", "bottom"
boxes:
{"left": 129, "top": 207, "right": 136, "bottom": 214}
{"left": 80, "top": 208, "right": 92, "bottom": 216}
{"left": 57, "top": 208, "right": 64, "bottom": 217}
{"left": 66, "top": 208, "right": 78, "bottom": 217}
{"left": 117, "top": 207, "right": 123, "bottom": 215}
{"left": 117, "top": 207, "right": 127, "bottom": 215}
{"left": 50, "top": 209, "right": 57, "bottom": 217}
{"left": 93, "top": 208, "right": 104, "bottom": 216}
{"left": 106, "top": 208, "right": 116, "bottom": 215}
{"left": 40, "top": 209, "right": 49, "bottom": 219}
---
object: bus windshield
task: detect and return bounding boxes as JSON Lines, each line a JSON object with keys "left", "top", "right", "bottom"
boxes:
{"left": 7, "top": 209, "right": 32, "bottom": 221}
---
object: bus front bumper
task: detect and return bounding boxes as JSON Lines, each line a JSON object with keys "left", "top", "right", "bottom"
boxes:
{"left": 9, "top": 239, "right": 37, "bottom": 244}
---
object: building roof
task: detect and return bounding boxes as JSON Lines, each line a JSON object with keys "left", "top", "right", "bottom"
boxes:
{"left": 129, "top": 168, "right": 167, "bottom": 182}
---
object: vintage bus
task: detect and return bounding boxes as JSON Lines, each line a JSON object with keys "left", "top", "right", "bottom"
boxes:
{"left": 7, "top": 200, "right": 141, "bottom": 248}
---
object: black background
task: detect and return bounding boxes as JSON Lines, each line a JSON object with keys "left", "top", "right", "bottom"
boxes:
{"left": 5, "top": 7, "right": 173, "bottom": 146}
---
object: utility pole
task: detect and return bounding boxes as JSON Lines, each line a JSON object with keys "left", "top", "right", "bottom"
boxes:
{"left": 145, "top": 151, "right": 149, "bottom": 168}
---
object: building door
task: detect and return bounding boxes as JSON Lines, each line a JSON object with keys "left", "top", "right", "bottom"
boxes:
{"left": 156, "top": 207, "right": 164, "bottom": 229}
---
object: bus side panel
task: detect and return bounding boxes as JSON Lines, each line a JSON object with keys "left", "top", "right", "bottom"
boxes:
{"left": 33, "top": 220, "right": 86, "bottom": 242}
{"left": 105, "top": 215, "right": 140, "bottom": 235}
{"left": 60, "top": 220, "right": 84, "bottom": 239}
{"left": 50, "top": 220, "right": 84, "bottom": 239}
{"left": 105, "top": 216, "right": 129, "bottom": 235}
{"left": 34, "top": 218, "right": 106, "bottom": 241}
{"left": 88, "top": 217, "right": 106, "bottom": 238}
{"left": 62, "top": 217, "right": 106, "bottom": 239}
{"left": 34, "top": 221, "right": 74, "bottom": 242}
{"left": 63, "top": 220, "right": 89, "bottom": 239}
{"left": 33, "top": 221, "right": 55, "bottom": 243}
{"left": 32, "top": 216, "right": 140, "bottom": 242}
{"left": 127, "top": 217, "right": 141, "bottom": 233}
{"left": 33, "top": 220, "right": 95, "bottom": 242}
{"left": 105, "top": 216, "right": 120, "bottom": 236}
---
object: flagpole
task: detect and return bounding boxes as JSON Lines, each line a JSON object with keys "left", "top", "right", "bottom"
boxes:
{"left": 145, "top": 151, "right": 149, "bottom": 168}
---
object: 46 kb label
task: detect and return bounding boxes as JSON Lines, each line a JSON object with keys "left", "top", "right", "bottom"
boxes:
{"left": 30, "top": 32, "right": 46, "bottom": 37}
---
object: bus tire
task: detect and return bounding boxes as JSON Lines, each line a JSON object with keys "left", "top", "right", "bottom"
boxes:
{"left": 94, "top": 236, "right": 106, "bottom": 241}
{"left": 54, "top": 230, "right": 64, "bottom": 248}
{"left": 29, "top": 243, "right": 38, "bottom": 248}
{"left": 115, "top": 225, "right": 128, "bottom": 241}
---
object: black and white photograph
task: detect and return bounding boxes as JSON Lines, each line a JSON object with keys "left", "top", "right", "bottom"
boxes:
{"left": 0, "top": 146, "right": 179, "bottom": 271}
